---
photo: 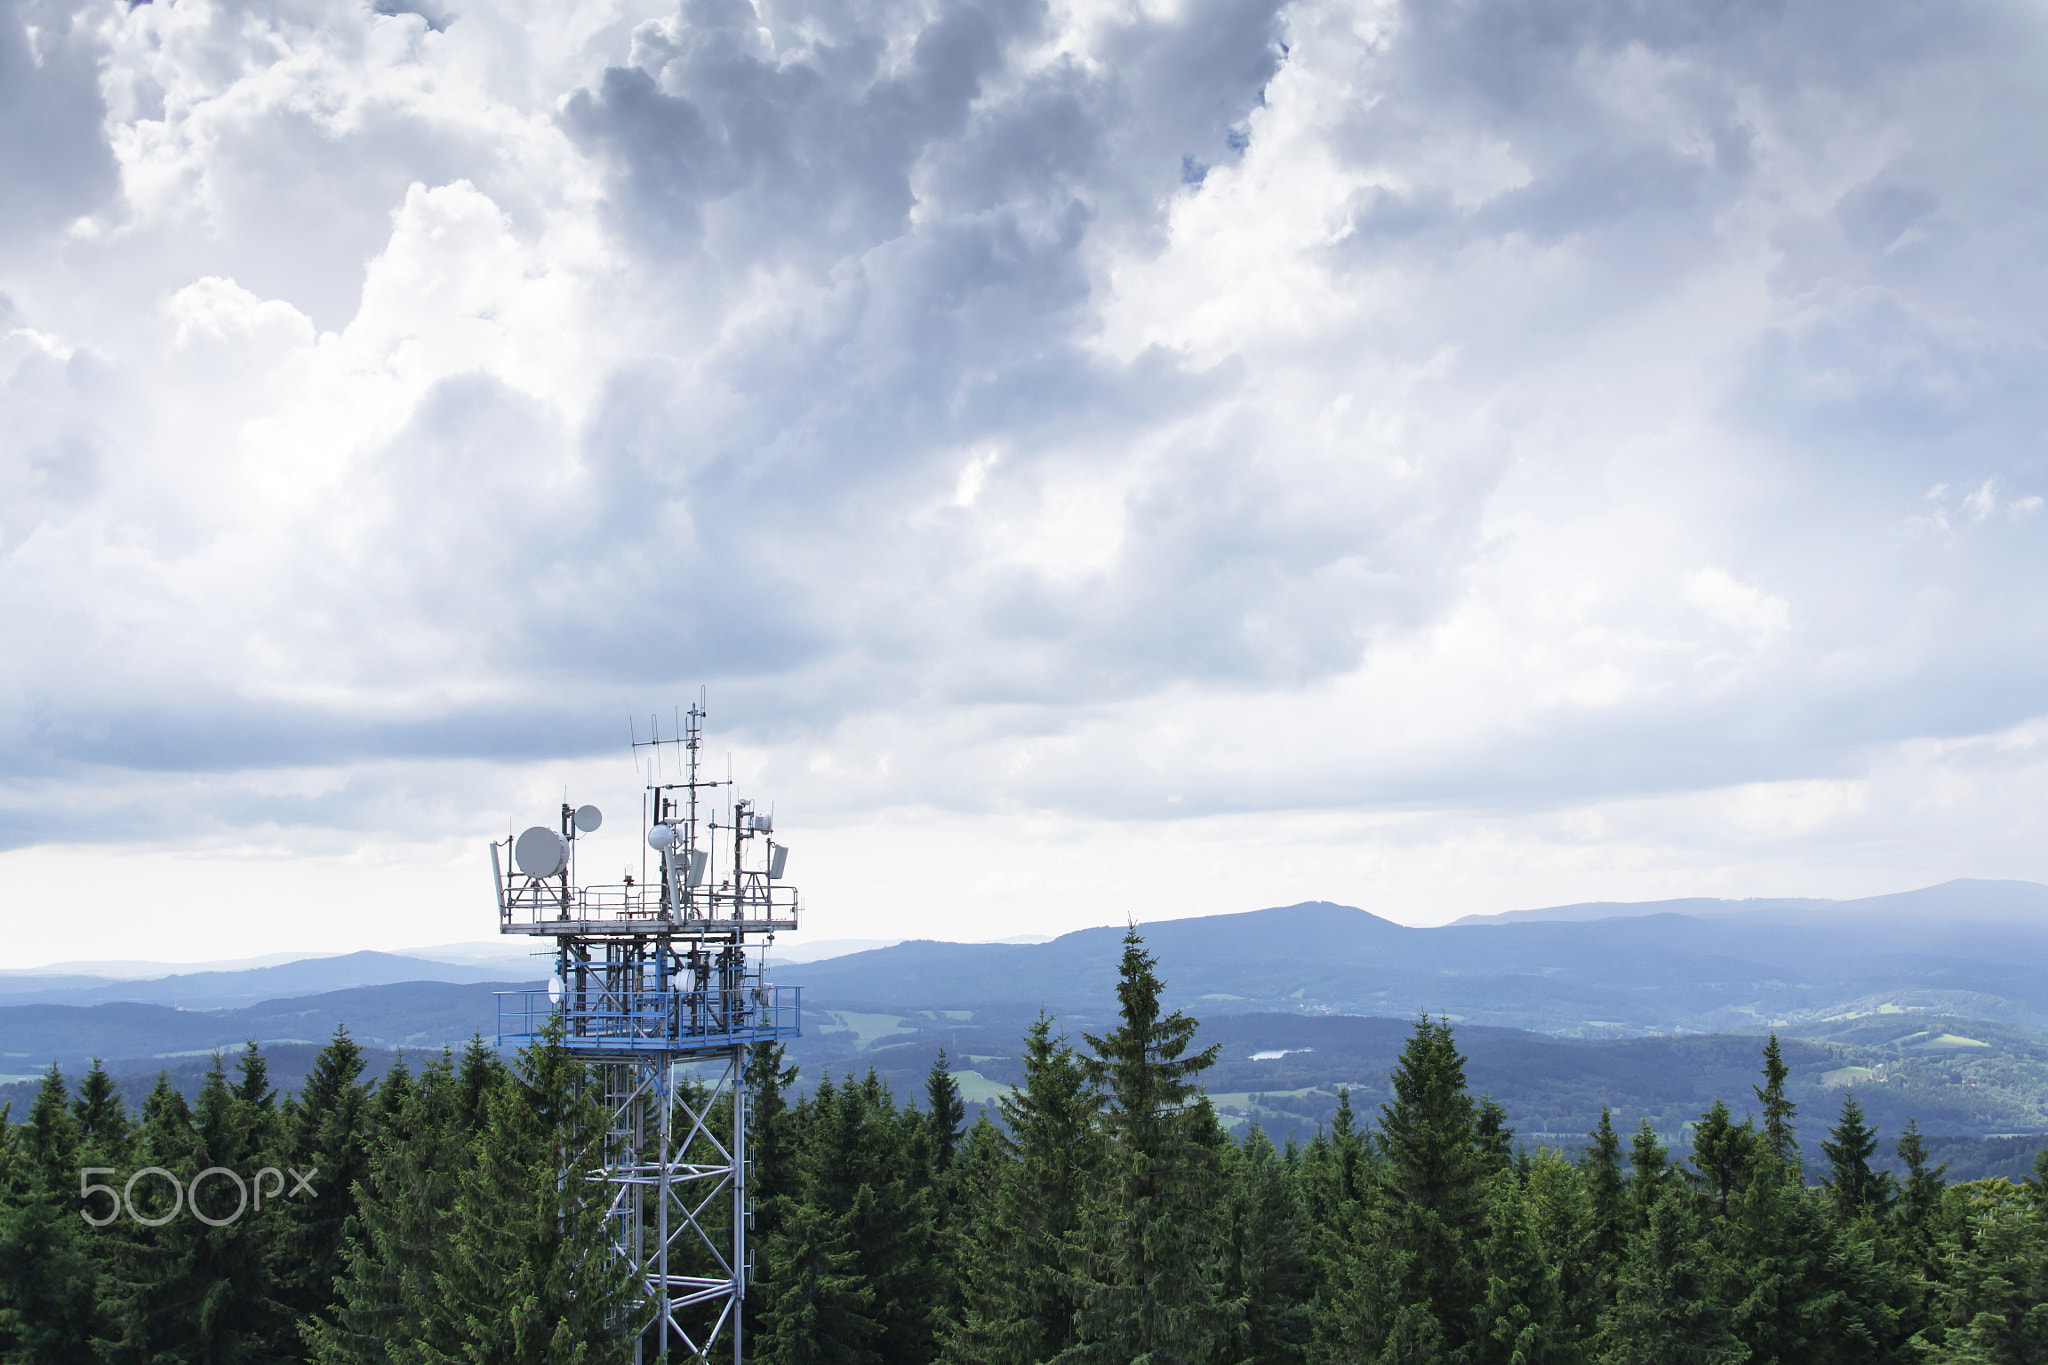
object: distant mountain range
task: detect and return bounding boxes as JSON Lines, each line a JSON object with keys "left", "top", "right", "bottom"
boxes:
{"left": 0, "top": 951, "right": 539, "bottom": 1009}
{"left": 1449, "top": 879, "right": 2048, "bottom": 927}
{"left": 776, "top": 879, "right": 2048, "bottom": 1035}
{"left": 8, "top": 878, "right": 2048, "bottom": 1160}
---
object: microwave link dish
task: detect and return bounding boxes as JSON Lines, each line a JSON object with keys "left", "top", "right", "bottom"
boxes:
{"left": 575, "top": 804, "right": 603, "bottom": 833}
{"left": 647, "top": 823, "right": 677, "bottom": 850}
{"left": 515, "top": 826, "right": 567, "bottom": 877}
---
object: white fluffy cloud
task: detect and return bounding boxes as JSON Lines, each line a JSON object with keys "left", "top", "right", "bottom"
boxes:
{"left": 5, "top": 0, "right": 2048, "bottom": 961}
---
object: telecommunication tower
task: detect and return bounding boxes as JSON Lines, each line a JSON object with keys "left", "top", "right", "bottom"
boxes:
{"left": 490, "top": 702, "right": 800, "bottom": 1363}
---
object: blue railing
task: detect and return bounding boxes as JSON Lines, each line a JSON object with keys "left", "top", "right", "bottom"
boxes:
{"left": 496, "top": 984, "right": 802, "bottom": 1053}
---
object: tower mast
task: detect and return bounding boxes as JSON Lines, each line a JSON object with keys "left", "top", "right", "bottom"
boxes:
{"left": 490, "top": 700, "right": 801, "bottom": 1362}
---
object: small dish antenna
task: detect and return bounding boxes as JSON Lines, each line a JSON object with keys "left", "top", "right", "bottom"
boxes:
{"left": 516, "top": 825, "right": 567, "bottom": 877}
{"left": 575, "top": 804, "right": 603, "bottom": 833}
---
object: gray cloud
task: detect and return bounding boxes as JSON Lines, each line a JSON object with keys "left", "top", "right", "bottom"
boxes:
{"left": 0, "top": 0, "right": 117, "bottom": 249}
{"left": 5, "top": 0, "right": 2048, "bottom": 871}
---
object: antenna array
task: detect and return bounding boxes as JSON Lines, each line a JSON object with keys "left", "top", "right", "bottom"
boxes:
{"left": 490, "top": 700, "right": 801, "bottom": 1363}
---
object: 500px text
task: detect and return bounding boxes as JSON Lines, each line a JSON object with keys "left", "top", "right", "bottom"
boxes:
{"left": 80, "top": 1166, "right": 319, "bottom": 1227}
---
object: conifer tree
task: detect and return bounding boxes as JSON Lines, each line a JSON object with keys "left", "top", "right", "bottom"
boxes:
{"left": 925, "top": 1051, "right": 967, "bottom": 1179}
{"left": 1062, "top": 927, "right": 1231, "bottom": 1365}
{"left": 100, "top": 1058, "right": 289, "bottom": 1362}
{"left": 1220, "top": 1126, "right": 1311, "bottom": 1365}
{"left": 0, "top": 1066, "right": 107, "bottom": 1363}
{"left": 1624, "top": 1120, "right": 1671, "bottom": 1227}
{"left": 1473, "top": 1155, "right": 1573, "bottom": 1365}
{"left": 1718, "top": 1133, "right": 1903, "bottom": 1364}
{"left": 1475, "top": 1096, "right": 1515, "bottom": 1175}
{"left": 745, "top": 1039, "right": 799, "bottom": 1346}
{"left": 938, "top": 1113, "right": 1013, "bottom": 1362}
{"left": 280, "top": 1025, "right": 374, "bottom": 1354}
{"left": 1916, "top": 1180, "right": 2048, "bottom": 1364}
{"left": 1754, "top": 1034, "right": 1798, "bottom": 1171}
{"left": 760, "top": 1172, "right": 879, "bottom": 1365}
{"left": 943, "top": 1013, "right": 1100, "bottom": 1365}
{"left": 423, "top": 1016, "right": 636, "bottom": 1363}
{"left": 306, "top": 1054, "right": 468, "bottom": 1364}
{"left": 73, "top": 1059, "right": 135, "bottom": 1163}
{"left": 1581, "top": 1107, "right": 1626, "bottom": 1267}
{"left": 1893, "top": 1120, "right": 1946, "bottom": 1238}
{"left": 760, "top": 1076, "right": 888, "bottom": 1365}
{"left": 188, "top": 1047, "right": 291, "bottom": 1358}
{"left": 1820, "top": 1091, "right": 1894, "bottom": 1222}
{"left": 1687, "top": 1099, "right": 1754, "bottom": 1219}
{"left": 1373, "top": 1016, "right": 1490, "bottom": 1356}
{"left": 453, "top": 1035, "right": 502, "bottom": 1138}
{"left": 1523, "top": 1146, "right": 1605, "bottom": 1353}
{"left": 1594, "top": 1186, "right": 1743, "bottom": 1365}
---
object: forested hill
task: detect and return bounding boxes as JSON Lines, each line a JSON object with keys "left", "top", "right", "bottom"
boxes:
{"left": 777, "top": 879, "right": 2048, "bottom": 1034}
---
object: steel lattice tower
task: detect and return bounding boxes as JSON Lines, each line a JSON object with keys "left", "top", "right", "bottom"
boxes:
{"left": 491, "top": 703, "right": 800, "bottom": 1363}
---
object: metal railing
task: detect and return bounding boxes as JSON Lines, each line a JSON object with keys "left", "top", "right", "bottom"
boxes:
{"left": 496, "top": 984, "right": 802, "bottom": 1053}
{"left": 498, "top": 877, "right": 800, "bottom": 935}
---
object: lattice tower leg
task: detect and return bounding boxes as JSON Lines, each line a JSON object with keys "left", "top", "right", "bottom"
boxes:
{"left": 590, "top": 1047, "right": 749, "bottom": 1362}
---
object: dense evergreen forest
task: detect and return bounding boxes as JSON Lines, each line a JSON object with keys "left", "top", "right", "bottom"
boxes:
{"left": 5, "top": 929, "right": 2048, "bottom": 1362}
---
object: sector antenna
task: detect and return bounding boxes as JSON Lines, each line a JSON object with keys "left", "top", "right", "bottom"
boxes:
{"left": 489, "top": 701, "right": 801, "bottom": 1363}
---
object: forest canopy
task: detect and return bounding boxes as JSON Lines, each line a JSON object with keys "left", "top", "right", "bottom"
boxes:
{"left": 3, "top": 927, "right": 2047, "bottom": 1364}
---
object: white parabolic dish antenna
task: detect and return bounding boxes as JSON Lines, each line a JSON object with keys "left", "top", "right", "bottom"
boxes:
{"left": 575, "top": 804, "right": 602, "bottom": 833}
{"left": 515, "top": 825, "right": 566, "bottom": 877}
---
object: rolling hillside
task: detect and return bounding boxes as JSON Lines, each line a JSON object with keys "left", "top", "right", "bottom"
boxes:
{"left": 9, "top": 881, "right": 2048, "bottom": 1169}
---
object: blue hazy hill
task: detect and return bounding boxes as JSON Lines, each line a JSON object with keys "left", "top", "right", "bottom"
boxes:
{"left": 778, "top": 880, "right": 2048, "bottom": 1035}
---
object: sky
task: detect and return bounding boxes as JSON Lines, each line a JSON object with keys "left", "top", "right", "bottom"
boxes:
{"left": 5, "top": 0, "right": 2048, "bottom": 967}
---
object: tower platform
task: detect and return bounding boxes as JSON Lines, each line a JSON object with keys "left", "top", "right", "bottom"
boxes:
{"left": 496, "top": 984, "right": 802, "bottom": 1055}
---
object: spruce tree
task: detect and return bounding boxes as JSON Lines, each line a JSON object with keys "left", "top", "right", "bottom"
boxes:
{"left": 1594, "top": 1185, "right": 1744, "bottom": 1365}
{"left": 1373, "top": 1016, "right": 1489, "bottom": 1356}
{"left": 1473, "top": 1155, "right": 1573, "bottom": 1365}
{"left": 100, "top": 1058, "right": 290, "bottom": 1362}
{"left": 1581, "top": 1107, "right": 1627, "bottom": 1268}
{"left": 760, "top": 1171, "right": 879, "bottom": 1365}
{"left": 0, "top": 1066, "right": 107, "bottom": 1363}
{"left": 424, "top": 1016, "right": 636, "bottom": 1363}
{"left": 306, "top": 1054, "right": 469, "bottom": 1364}
{"left": 73, "top": 1059, "right": 135, "bottom": 1162}
{"left": 1523, "top": 1146, "right": 1605, "bottom": 1354}
{"left": 760, "top": 1076, "right": 886, "bottom": 1365}
{"left": 279, "top": 1025, "right": 375, "bottom": 1355}
{"left": 1221, "top": 1126, "right": 1311, "bottom": 1365}
{"left": 1915, "top": 1180, "right": 2048, "bottom": 1364}
{"left": 454, "top": 1035, "right": 501, "bottom": 1138}
{"left": 1754, "top": 1034, "right": 1798, "bottom": 1171}
{"left": 943, "top": 1012, "right": 1100, "bottom": 1365}
{"left": 1820, "top": 1091, "right": 1895, "bottom": 1222}
{"left": 925, "top": 1051, "right": 967, "bottom": 1178}
{"left": 745, "top": 1039, "right": 799, "bottom": 1347}
{"left": 1062, "top": 927, "right": 1232, "bottom": 1365}
{"left": 1687, "top": 1099, "right": 1754, "bottom": 1220}
{"left": 188, "top": 1047, "right": 291, "bottom": 1358}
{"left": 1719, "top": 1133, "right": 1903, "bottom": 1364}
{"left": 1475, "top": 1096, "right": 1515, "bottom": 1175}
{"left": 1893, "top": 1120, "right": 1946, "bottom": 1240}
{"left": 1624, "top": 1120, "right": 1672, "bottom": 1228}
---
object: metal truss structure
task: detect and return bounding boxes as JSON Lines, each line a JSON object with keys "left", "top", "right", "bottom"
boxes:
{"left": 492, "top": 702, "right": 801, "bottom": 1363}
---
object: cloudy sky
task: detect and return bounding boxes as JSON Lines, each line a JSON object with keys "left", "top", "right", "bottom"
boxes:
{"left": 5, "top": 0, "right": 2047, "bottom": 965}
